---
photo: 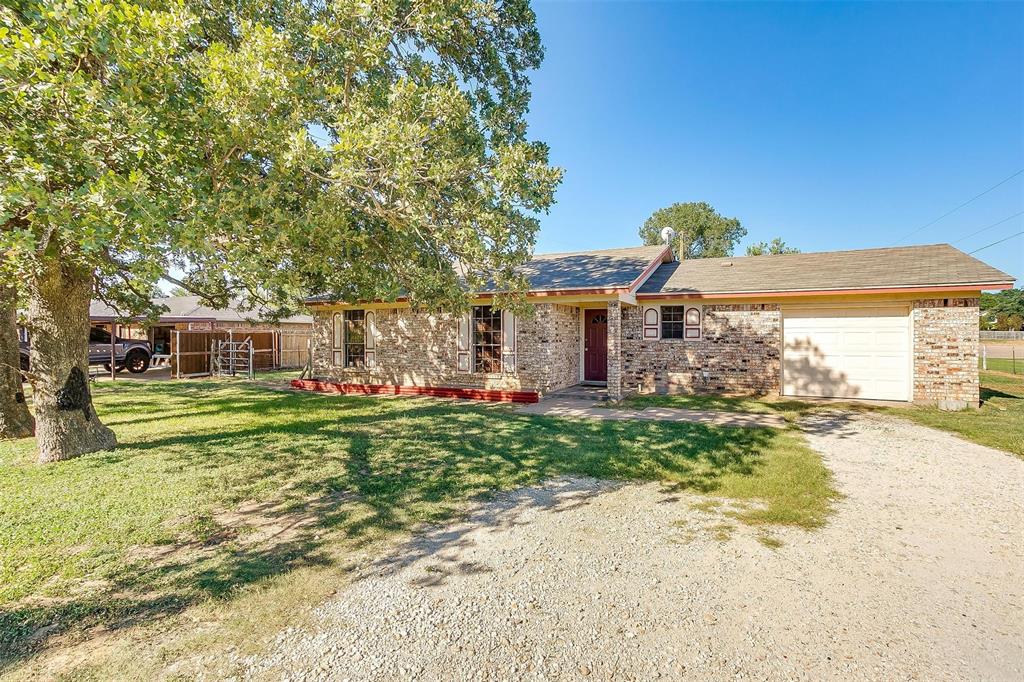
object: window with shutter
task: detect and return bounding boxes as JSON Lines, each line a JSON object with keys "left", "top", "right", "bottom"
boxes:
{"left": 643, "top": 306, "right": 660, "bottom": 339}
{"left": 457, "top": 312, "right": 471, "bottom": 372}
{"left": 684, "top": 307, "right": 702, "bottom": 339}
{"left": 332, "top": 313, "right": 344, "bottom": 365}
{"left": 472, "top": 305, "right": 502, "bottom": 373}
{"left": 343, "top": 310, "right": 365, "bottom": 367}
{"left": 501, "top": 309, "right": 516, "bottom": 373}
{"left": 364, "top": 311, "right": 376, "bottom": 367}
{"left": 661, "top": 306, "right": 685, "bottom": 339}
{"left": 661, "top": 305, "right": 702, "bottom": 340}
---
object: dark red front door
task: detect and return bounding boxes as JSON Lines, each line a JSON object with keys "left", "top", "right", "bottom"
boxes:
{"left": 584, "top": 309, "right": 608, "bottom": 382}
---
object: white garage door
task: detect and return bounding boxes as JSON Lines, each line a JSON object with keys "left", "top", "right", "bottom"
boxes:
{"left": 782, "top": 306, "right": 910, "bottom": 401}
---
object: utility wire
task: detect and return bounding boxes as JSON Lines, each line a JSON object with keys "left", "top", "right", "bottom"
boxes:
{"left": 952, "top": 210, "right": 1024, "bottom": 243}
{"left": 968, "top": 229, "right": 1024, "bottom": 255}
{"left": 894, "top": 167, "right": 1024, "bottom": 244}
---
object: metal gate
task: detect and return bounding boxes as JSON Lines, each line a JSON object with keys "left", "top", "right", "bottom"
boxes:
{"left": 212, "top": 337, "right": 254, "bottom": 379}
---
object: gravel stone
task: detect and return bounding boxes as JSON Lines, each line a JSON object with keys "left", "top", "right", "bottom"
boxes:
{"left": 239, "top": 412, "right": 1023, "bottom": 680}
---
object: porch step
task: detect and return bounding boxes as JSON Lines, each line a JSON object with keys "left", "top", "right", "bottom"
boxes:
{"left": 546, "top": 385, "right": 610, "bottom": 402}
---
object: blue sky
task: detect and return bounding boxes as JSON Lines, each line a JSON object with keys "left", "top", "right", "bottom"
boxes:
{"left": 525, "top": 1, "right": 1024, "bottom": 281}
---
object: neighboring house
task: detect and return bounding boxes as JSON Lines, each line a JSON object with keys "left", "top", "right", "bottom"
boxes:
{"left": 90, "top": 296, "right": 312, "bottom": 355}
{"left": 301, "top": 243, "right": 1015, "bottom": 408}
{"left": 89, "top": 296, "right": 314, "bottom": 375}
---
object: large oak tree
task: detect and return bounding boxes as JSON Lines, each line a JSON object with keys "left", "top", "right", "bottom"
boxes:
{"left": 0, "top": 0, "right": 561, "bottom": 462}
{"left": 638, "top": 201, "right": 746, "bottom": 259}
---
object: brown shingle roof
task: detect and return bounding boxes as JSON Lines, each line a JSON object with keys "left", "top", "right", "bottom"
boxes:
{"left": 638, "top": 244, "right": 1015, "bottom": 296}
{"left": 306, "top": 244, "right": 670, "bottom": 303}
{"left": 89, "top": 296, "right": 312, "bottom": 324}
{"left": 487, "top": 244, "right": 669, "bottom": 292}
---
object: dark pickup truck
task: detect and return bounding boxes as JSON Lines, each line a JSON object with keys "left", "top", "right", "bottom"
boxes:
{"left": 19, "top": 326, "right": 153, "bottom": 374}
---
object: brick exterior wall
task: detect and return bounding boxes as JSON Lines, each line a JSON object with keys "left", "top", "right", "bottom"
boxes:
{"left": 912, "top": 298, "right": 979, "bottom": 408}
{"left": 620, "top": 304, "right": 782, "bottom": 396}
{"left": 310, "top": 296, "right": 980, "bottom": 406}
{"left": 606, "top": 301, "right": 623, "bottom": 399}
{"left": 311, "top": 303, "right": 580, "bottom": 395}
{"left": 543, "top": 304, "right": 581, "bottom": 392}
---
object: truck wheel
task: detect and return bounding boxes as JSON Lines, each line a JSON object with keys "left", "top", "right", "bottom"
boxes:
{"left": 102, "top": 363, "right": 125, "bottom": 374}
{"left": 124, "top": 351, "right": 150, "bottom": 374}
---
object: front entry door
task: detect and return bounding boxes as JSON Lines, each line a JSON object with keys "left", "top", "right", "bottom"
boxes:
{"left": 584, "top": 309, "right": 608, "bottom": 382}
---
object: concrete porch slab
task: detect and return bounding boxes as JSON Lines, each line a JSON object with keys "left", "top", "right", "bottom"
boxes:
{"left": 518, "top": 398, "right": 788, "bottom": 429}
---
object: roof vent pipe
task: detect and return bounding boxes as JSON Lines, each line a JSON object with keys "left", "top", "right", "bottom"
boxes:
{"left": 659, "top": 226, "right": 676, "bottom": 261}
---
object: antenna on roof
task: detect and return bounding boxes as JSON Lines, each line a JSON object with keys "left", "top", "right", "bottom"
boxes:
{"left": 659, "top": 226, "right": 677, "bottom": 260}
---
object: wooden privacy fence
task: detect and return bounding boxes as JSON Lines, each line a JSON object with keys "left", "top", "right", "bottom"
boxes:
{"left": 172, "top": 329, "right": 312, "bottom": 378}
{"left": 278, "top": 330, "right": 312, "bottom": 369}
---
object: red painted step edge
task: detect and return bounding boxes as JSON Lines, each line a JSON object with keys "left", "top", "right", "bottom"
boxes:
{"left": 290, "top": 379, "right": 540, "bottom": 404}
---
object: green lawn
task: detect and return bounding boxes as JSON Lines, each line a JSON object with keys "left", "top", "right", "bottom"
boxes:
{"left": 623, "top": 371, "right": 1024, "bottom": 458}
{"left": 0, "top": 378, "right": 834, "bottom": 676}
{"left": 622, "top": 392, "right": 824, "bottom": 423}
{"left": 894, "top": 371, "right": 1023, "bottom": 457}
{"left": 980, "top": 357, "right": 1022, "bottom": 375}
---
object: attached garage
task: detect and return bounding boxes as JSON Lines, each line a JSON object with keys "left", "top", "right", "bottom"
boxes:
{"left": 782, "top": 306, "right": 911, "bottom": 402}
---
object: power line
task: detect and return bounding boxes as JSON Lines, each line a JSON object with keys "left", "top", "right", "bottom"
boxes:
{"left": 894, "top": 167, "right": 1024, "bottom": 244}
{"left": 952, "top": 210, "right": 1024, "bottom": 244}
{"left": 968, "top": 229, "right": 1024, "bottom": 255}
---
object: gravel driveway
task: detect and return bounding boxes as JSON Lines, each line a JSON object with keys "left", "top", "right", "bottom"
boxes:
{"left": 239, "top": 412, "right": 1024, "bottom": 681}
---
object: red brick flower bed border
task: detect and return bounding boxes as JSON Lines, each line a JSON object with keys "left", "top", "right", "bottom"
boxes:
{"left": 290, "top": 379, "right": 540, "bottom": 404}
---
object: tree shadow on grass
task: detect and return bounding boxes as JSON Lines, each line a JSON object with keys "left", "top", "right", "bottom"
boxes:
{"left": 980, "top": 386, "right": 1023, "bottom": 405}
{"left": 0, "top": 387, "right": 785, "bottom": 669}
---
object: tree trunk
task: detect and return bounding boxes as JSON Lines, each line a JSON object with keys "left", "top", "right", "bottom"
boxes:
{"left": 0, "top": 285, "right": 34, "bottom": 439}
{"left": 27, "top": 257, "right": 115, "bottom": 462}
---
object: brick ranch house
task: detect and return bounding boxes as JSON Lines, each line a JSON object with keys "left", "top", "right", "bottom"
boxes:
{"left": 297, "top": 243, "right": 1015, "bottom": 408}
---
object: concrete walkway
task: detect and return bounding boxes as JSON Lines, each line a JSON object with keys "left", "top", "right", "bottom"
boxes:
{"left": 517, "top": 396, "right": 788, "bottom": 428}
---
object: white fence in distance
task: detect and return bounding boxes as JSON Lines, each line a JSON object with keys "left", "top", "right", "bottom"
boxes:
{"left": 980, "top": 331, "right": 1024, "bottom": 340}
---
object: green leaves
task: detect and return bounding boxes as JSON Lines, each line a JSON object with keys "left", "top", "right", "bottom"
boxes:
{"left": 2, "top": 0, "right": 560, "bottom": 317}
{"left": 980, "top": 289, "right": 1024, "bottom": 331}
{"left": 745, "top": 238, "right": 800, "bottom": 257}
{"left": 638, "top": 201, "right": 747, "bottom": 259}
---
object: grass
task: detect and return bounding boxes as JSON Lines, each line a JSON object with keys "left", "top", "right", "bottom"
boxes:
{"left": 757, "top": 534, "right": 784, "bottom": 550}
{"left": 0, "top": 377, "right": 835, "bottom": 678}
{"left": 980, "top": 357, "right": 1021, "bottom": 375}
{"left": 622, "top": 371, "right": 1024, "bottom": 458}
{"left": 622, "top": 392, "right": 826, "bottom": 423}
{"left": 893, "top": 371, "right": 1023, "bottom": 458}
{"left": 252, "top": 367, "right": 305, "bottom": 382}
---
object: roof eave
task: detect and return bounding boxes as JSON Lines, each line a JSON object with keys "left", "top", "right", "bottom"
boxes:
{"left": 636, "top": 281, "right": 1016, "bottom": 300}
{"left": 626, "top": 245, "right": 674, "bottom": 294}
{"left": 306, "top": 246, "right": 675, "bottom": 306}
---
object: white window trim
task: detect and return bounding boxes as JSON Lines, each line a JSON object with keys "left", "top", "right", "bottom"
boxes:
{"left": 341, "top": 309, "right": 368, "bottom": 368}
{"left": 364, "top": 310, "right": 376, "bottom": 367}
{"left": 657, "top": 304, "right": 703, "bottom": 341}
{"left": 643, "top": 306, "right": 660, "bottom": 340}
{"left": 332, "top": 313, "right": 344, "bottom": 366}
{"left": 459, "top": 305, "right": 516, "bottom": 375}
